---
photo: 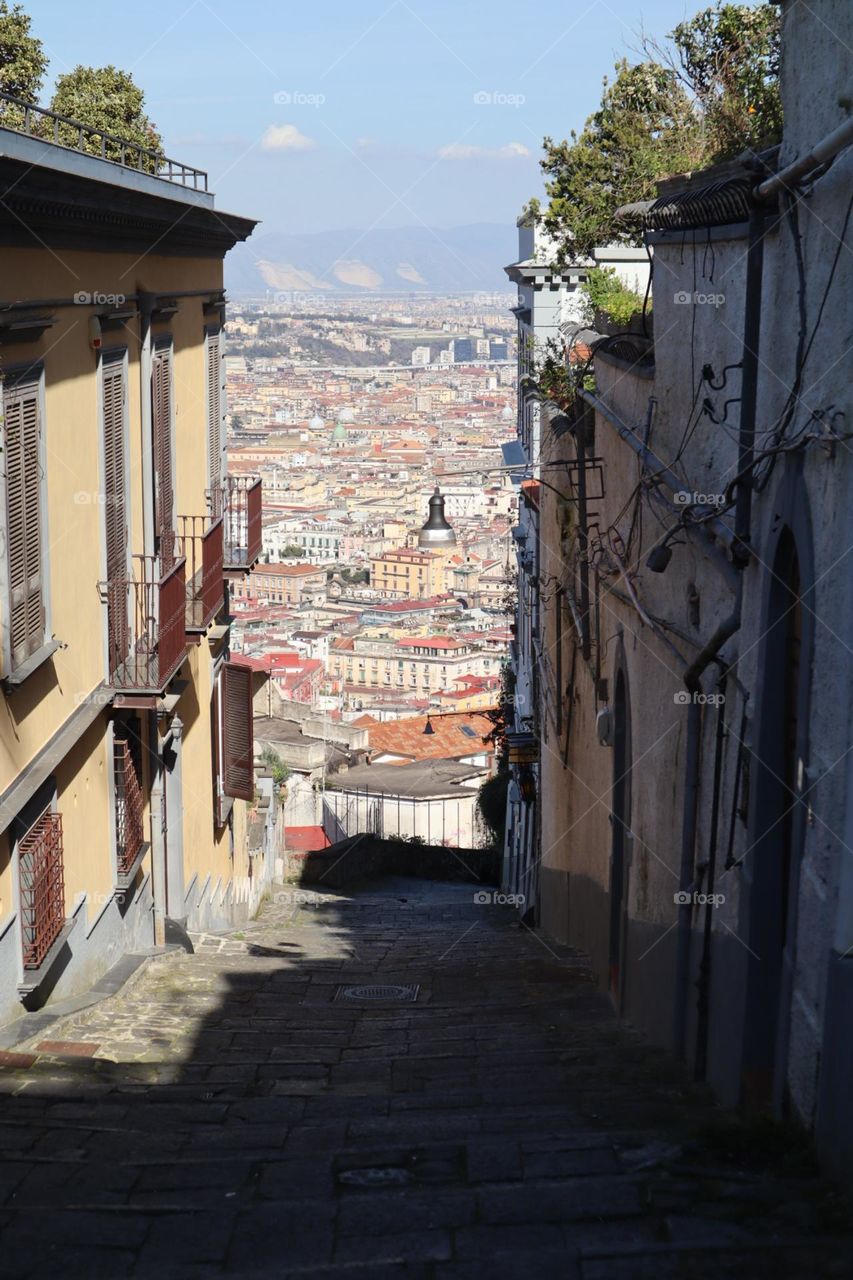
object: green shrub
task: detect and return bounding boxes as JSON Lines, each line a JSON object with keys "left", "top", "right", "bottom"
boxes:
{"left": 580, "top": 267, "right": 646, "bottom": 329}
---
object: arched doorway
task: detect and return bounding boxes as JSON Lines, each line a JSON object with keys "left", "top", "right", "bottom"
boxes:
{"left": 609, "top": 666, "right": 631, "bottom": 1007}
{"left": 742, "top": 524, "right": 809, "bottom": 1112}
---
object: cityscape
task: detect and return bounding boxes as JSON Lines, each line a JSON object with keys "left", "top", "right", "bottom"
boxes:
{"left": 0, "top": 1, "right": 851, "bottom": 1276}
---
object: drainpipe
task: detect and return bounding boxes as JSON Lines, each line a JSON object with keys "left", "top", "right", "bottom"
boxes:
{"left": 672, "top": 175, "right": 772, "bottom": 1059}
{"left": 673, "top": 554, "right": 744, "bottom": 1060}
{"left": 695, "top": 669, "right": 728, "bottom": 1080}
{"left": 138, "top": 292, "right": 155, "bottom": 558}
{"left": 733, "top": 206, "right": 767, "bottom": 559}
{"left": 150, "top": 711, "right": 168, "bottom": 947}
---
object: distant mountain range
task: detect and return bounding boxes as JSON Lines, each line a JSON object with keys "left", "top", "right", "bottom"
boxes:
{"left": 225, "top": 224, "right": 517, "bottom": 297}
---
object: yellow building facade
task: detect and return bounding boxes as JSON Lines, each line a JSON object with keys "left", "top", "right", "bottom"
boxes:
{"left": 0, "top": 119, "right": 262, "bottom": 1027}
{"left": 369, "top": 548, "right": 450, "bottom": 599}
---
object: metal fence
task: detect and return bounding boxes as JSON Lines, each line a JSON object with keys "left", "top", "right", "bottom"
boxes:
{"left": 0, "top": 92, "right": 209, "bottom": 190}
{"left": 321, "top": 785, "right": 482, "bottom": 848}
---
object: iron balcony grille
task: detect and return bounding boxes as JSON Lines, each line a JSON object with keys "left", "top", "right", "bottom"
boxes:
{"left": 19, "top": 810, "right": 65, "bottom": 969}
{"left": 210, "top": 476, "right": 262, "bottom": 570}
{"left": 113, "top": 735, "right": 145, "bottom": 876}
{"left": 0, "top": 92, "right": 208, "bottom": 191}
{"left": 101, "top": 554, "right": 187, "bottom": 692}
{"left": 178, "top": 515, "right": 224, "bottom": 631}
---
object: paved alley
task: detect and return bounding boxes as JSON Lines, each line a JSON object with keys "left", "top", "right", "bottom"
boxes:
{"left": 0, "top": 879, "right": 850, "bottom": 1278}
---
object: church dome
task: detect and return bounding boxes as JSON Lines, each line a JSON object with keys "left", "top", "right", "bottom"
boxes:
{"left": 309, "top": 414, "right": 326, "bottom": 431}
{"left": 338, "top": 407, "right": 356, "bottom": 423}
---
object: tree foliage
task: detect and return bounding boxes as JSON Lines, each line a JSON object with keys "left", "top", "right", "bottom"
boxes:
{"left": 669, "top": 2, "right": 782, "bottom": 160}
{"left": 541, "top": 59, "right": 704, "bottom": 261}
{"left": 578, "top": 266, "right": 647, "bottom": 328}
{"left": 540, "top": 3, "right": 782, "bottom": 262}
{"left": 259, "top": 746, "right": 289, "bottom": 788}
{"left": 476, "top": 770, "right": 509, "bottom": 850}
{"left": 49, "top": 65, "right": 162, "bottom": 167}
{"left": 0, "top": 1, "right": 46, "bottom": 122}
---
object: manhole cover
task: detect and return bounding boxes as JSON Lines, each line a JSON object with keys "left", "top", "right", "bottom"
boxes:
{"left": 333, "top": 983, "right": 420, "bottom": 1003}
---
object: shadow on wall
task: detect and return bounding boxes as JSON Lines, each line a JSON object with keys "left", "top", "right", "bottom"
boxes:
{"left": 290, "top": 834, "right": 500, "bottom": 892}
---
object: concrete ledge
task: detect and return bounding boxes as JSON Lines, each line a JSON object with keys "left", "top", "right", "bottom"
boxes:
{"left": 0, "top": 948, "right": 158, "bottom": 1050}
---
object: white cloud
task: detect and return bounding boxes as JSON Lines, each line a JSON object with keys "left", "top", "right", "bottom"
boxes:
{"left": 438, "top": 142, "right": 530, "bottom": 160}
{"left": 261, "top": 124, "right": 315, "bottom": 152}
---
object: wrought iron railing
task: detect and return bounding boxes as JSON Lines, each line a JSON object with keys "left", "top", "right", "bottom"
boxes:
{"left": 178, "top": 515, "right": 224, "bottom": 631}
{"left": 210, "top": 476, "right": 262, "bottom": 570}
{"left": 113, "top": 735, "right": 145, "bottom": 877}
{"left": 101, "top": 555, "right": 187, "bottom": 692}
{"left": 19, "top": 811, "right": 65, "bottom": 969}
{"left": 0, "top": 92, "right": 208, "bottom": 191}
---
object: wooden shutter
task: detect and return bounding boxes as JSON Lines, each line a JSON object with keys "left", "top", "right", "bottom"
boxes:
{"left": 222, "top": 661, "right": 254, "bottom": 800}
{"left": 3, "top": 380, "right": 45, "bottom": 669}
{"left": 206, "top": 331, "right": 223, "bottom": 492}
{"left": 151, "top": 345, "right": 174, "bottom": 554}
{"left": 102, "top": 359, "right": 129, "bottom": 672}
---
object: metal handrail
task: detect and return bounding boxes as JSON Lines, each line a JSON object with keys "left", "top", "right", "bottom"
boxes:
{"left": 0, "top": 91, "right": 208, "bottom": 191}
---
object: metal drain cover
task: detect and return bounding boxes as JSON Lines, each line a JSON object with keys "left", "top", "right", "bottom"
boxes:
{"left": 334, "top": 983, "right": 420, "bottom": 1003}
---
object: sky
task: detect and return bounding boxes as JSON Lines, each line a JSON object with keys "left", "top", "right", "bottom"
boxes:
{"left": 32, "top": 0, "right": 700, "bottom": 237}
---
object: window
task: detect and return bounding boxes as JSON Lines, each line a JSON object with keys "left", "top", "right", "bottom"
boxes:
{"left": 151, "top": 342, "right": 174, "bottom": 562}
{"left": 206, "top": 329, "right": 224, "bottom": 493}
{"left": 18, "top": 800, "right": 65, "bottom": 969}
{"left": 113, "top": 718, "right": 145, "bottom": 878}
{"left": 2, "top": 373, "right": 48, "bottom": 672}
{"left": 213, "top": 660, "right": 254, "bottom": 826}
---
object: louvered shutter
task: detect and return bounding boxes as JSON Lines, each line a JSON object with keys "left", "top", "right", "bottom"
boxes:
{"left": 103, "top": 359, "right": 129, "bottom": 672}
{"left": 4, "top": 381, "right": 45, "bottom": 669}
{"left": 206, "top": 331, "right": 223, "bottom": 492}
{"left": 151, "top": 346, "right": 174, "bottom": 554}
{"left": 222, "top": 661, "right": 254, "bottom": 800}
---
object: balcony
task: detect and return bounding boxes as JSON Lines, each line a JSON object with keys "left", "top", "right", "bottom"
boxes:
{"left": 210, "top": 476, "right": 262, "bottom": 570}
{"left": 178, "top": 515, "right": 224, "bottom": 632}
{"left": 102, "top": 555, "right": 187, "bottom": 693}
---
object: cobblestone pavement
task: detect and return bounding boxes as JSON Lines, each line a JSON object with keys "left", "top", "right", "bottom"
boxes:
{"left": 0, "top": 878, "right": 850, "bottom": 1278}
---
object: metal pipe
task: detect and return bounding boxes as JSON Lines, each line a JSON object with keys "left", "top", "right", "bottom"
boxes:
{"left": 673, "top": 576, "right": 743, "bottom": 1059}
{"left": 755, "top": 116, "right": 853, "bottom": 202}
{"left": 733, "top": 206, "right": 766, "bottom": 557}
{"left": 138, "top": 293, "right": 155, "bottom": 558}
{"left": 695, "top": 671, "right": 728, "bottom": 1080}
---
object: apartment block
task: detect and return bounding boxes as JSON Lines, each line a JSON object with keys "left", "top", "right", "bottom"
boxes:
{"left": 0, "top": 110, "right": 262, "bottom": 1026}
